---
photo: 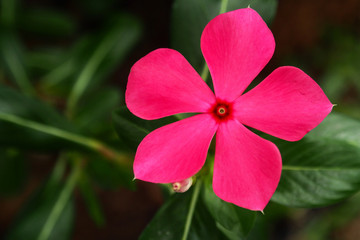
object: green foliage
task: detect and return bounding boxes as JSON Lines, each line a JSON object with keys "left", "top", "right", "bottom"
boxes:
{"left": 6, "top": 161, "right": 75, "bottom": 240}
{"left": 203, "top": 184, "right": 257, "bottom": 240}
{"left": 0, "top": 0, "right": 359, "bottom": 239}
{"left": 0, "top": 30, "right": 34, "bottom": 95}
{"left": 78, "top": 172, "right": 106, "bottom": 227}
{"left": 112, "top": 107, "right": 177, "bottom": 150}
{"left": 272, "top": 113, "right": 360, "bottom": 207}
{"left": 139, "top": 184, "right": 226, "bottom": 240}
{"left": 86, "top": 153, "right": 134, "bottom": 190}
{"left": 74, "top": 88, "right": 121, "bottom": 134}
{"left": 0, "top": 86, "right": 79, "bottom": 150}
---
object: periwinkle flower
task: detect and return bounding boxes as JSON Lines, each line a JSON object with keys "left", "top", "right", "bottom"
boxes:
{"left": 125, "top": 8, "right": 332, "bottom": 211}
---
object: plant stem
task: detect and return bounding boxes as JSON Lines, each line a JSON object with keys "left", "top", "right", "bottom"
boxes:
{"left": 200, "top": 63, "right": 209, "bottom": 82}
{"left": 0, "top": 112, "right": 130, "bottom": 166}
{"left": 2, "top": 43, "right": 35, "bottom": 96}
{"left": 181, "top": 180, "right": 202, "bottom": 240}
{"left": 48, "top": 154, "right": 68, "bottom": 184}
{"left": 201, "top": 0, "right": 228, "bottom": 83}
{"left": 66, "top": 31, "right": 118, "bottom": 117}
{"left": 220, "top": 0, "right": 229, "bottom": 14}
{"left": 37, "top": 159, "right": 82, "bottom": 240}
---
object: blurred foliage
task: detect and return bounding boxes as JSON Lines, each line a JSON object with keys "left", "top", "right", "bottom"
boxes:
{"left": 0, "top": 0, "right": 359, "bottom": 239}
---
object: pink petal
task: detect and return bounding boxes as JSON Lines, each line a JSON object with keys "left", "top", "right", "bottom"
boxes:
{"left": 134, "top": 114, "right": 217, "bottom": 183}
{"left": 201, "top": 8, "right": 275, "bottom": 102}
{"left": 213, "top": 120, "right": 282, "bottom": 211}
{"left": 126, "top": 48, "right": 216, "bottom": 120}
{"left": 234, "top": 66, "right": 333, "bottom": 141}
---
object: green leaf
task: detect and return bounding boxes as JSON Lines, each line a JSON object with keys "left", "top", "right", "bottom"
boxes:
{"left": 66, "top": 14, "right": 142, "bottom": 116}
{"left": 0, "top": 85, "right": 80, "bottom": 150}
{"left": 139, "top": 184, "right": 226, "bottom": 240}
{"left": 6, "top": 167, "right": 75, "bottom": 240}
{"left": 39, "top": 37, "right": 91, "bottom": 95}
{"left": 171, "top": 0, "right": 278, "bottom": 71}
{"left": 306, "top": 112, "right": 360, "bottom": 147}
{"left": 0, "top": 148, "right": 27, "bottom": 196}
{"left": 86, "top": 153, "right": 134, "bottom": 190}
{"left": 0, "top": 30, "right": 35, "bottom": 95}
{"left": 74, "top": 88, "right": 121, "bottom": 134}
{"left": 203, "top": 183, "right": 257, "bottom": 240}
{"left": 78, "top": 171, "right": 105, "bottom": 226}
{"left": 26, "top": 47, "right": 69, "bottom": 73}
{"left": 112, "top": 107, "right": 177, "bottom": 151}
{"left": 271, "top": 113, "right": 360, "bottom": 207}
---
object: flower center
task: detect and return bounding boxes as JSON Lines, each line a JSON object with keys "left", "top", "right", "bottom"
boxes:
{"left": 218, "top": 107, "right": 226, "bottom": 115}
{"left": 210, "top": 100, "right": 233, "bottom": 122}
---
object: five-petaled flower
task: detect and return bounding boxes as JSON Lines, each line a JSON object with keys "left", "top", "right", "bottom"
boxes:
{"left": 125, "top": 8, "right": 332, "bottom": 211}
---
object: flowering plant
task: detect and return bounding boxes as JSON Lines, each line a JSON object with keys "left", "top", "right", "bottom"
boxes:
{"left": 126, "top": 8, "right": 332, "bottom": 211}
{"left": 1, "top": 0, "right": 360, "bottom": 239}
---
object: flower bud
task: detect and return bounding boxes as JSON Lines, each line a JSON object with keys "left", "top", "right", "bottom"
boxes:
{"left": 172, "top": 177, "right": 193, "bottom": 193}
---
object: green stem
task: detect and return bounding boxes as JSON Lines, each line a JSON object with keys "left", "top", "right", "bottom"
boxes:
{"left": 200, "top": 63, "right": 209, "bottom": 82}
{"left": 200, "top": 0, "right": 228, "bottom": 83}
{"left": 48, "top": 155, "right": 68, "bottom": 184}
{"left": 37, "top": 159, "right": 82, "bottom": 240}
{"left": 220, "top": 0, "right": 229, "bottom": 14}
{"left": 181, "top": 180, "right": 202, "bottom": 240}
{"left": 66, "top": 31, "right": 118, "bottom": 117}
{"left": 2, "top": 44, "right": 35, "bottom": 96}
{"left": 42, "top": 58, "right": 75, "bottom": 88}
{"left": 0, "top": 112, "right": 129, "bottom": 166}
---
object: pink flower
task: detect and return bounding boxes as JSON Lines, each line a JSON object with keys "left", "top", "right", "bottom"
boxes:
{"left": 125, "top": 8, "right": 332, "bottom": 211}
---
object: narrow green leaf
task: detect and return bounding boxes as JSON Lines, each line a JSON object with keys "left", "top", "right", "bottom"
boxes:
{"left": 6, "top": 162, "right": 74, "bottom": 240}
{"left": 37, "top": 160, "right": 82, "bottom": 240}
{"left": 0, "top": 85, "right": 83, "bottom": 150}
{"left": 271, "top": 113, "right": 360, "bottom": 207}
{"left": 78, "top": 171, "right": 106, "bottom": 226}
{"left": 40, "top": 37, "right": 91, "bottom": 93}
{"left": 0, "top": 85, "right": 129, "bottom": 168}
{"left": 203, "top": 183, "right": 257, "bottom": 240}
{"left": 74, "top": 88, "right": 121, "bottom": 134}
{"left": 26, "top": 48, "right": 69, "bottom": 73}
{"left": 0, "top": 30, "right": 35, "bottom": 95}
{"left": 66, "top": 14, "right": 142, "bottom": 116}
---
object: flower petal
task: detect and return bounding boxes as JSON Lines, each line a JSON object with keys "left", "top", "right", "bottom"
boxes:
{"left": 234, "top": 66, "right": 333, "bottom": 141}
{"left": 213, "top": 120, "right": 281, "bottom": 211}
{"left": 134, "top": 114, "right": 217, "bottom": 183}
{"left": 126, "top": 48, "right": 216, "bottom": 120}
{"left": 201, "top": 8, "right": 275, "bottom": 102}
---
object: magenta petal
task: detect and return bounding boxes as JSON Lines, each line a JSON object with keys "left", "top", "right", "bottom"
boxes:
{"left": 234, "top": 66, "right": 333, "bottom": 141}
{"left": 201, "top": 8, "right": 275, "bottom": 101}
{"left": 134, "top": 114, "right": 217, "bottom": 183}
{"left": 126, "top": 48, "right": 216, "bottom": 120}
{"left": 213, "top": 120, "right": 281, "bottom": 211}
